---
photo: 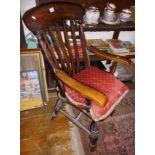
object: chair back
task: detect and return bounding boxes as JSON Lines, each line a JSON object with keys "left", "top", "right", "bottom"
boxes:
{"left": 23, "top": 2, "right": 90, "bottom": 77}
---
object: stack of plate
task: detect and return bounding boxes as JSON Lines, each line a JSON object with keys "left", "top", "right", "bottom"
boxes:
{"left": 119, "top": 9, "right": 132, "bottom": 22}
{"left": 100, "top": 8, "right": 120, "bottom": 25}
{"left": 103, "top": 9, "right": 117, "bottom": 22}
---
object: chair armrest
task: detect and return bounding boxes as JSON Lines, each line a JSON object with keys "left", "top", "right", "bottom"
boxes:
{"left": 88, "top": 46, "right": 133, "bottom": 66}
{"left": 55, "top": 69, "right": 108, "bottom": 107}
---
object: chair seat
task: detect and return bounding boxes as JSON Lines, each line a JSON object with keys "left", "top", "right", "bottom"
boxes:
{"left": 65, "top": 66, "right": 129, "bottom": 121}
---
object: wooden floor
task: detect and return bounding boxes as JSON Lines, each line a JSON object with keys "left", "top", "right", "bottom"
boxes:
{"left": 20, "top": 93, "right": 84, "bottom": 155}
{"left": 20, "top": 82, "right": 134, "bottom": 155}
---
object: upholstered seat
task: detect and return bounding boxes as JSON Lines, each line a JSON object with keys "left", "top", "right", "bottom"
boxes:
{"left": 65, "top": 66, "right": 129, "bottom": 121}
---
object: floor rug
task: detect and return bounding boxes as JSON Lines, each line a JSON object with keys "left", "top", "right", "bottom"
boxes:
{"left": 78, "top": 88, "right": 135, "bottom": 155}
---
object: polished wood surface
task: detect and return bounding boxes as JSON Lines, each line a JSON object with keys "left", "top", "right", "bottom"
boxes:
{"left": 23, "top": 2, "right": 85, "bottom": 34}
{"left": 83, "top": 21, "right": 135, "bottom": 32}
{"left": 20, "top": 94, "right": 78, "bottom": 155}
{"left": 23, "top": 2, "right": 87, "bottom": 75}
{"left": 89, "top": 46, "right": 133, "bottom": 66}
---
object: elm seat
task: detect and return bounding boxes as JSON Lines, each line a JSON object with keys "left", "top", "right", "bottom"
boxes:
{"left": 65, "top": 66, "right": 128, "bottom": 121}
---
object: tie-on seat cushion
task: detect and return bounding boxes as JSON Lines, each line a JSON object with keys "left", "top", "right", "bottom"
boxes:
{"left": 65, "top": 66, "right": 128, "bottom": 121}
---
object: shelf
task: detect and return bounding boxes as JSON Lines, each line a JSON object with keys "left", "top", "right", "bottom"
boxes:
{"left": 51, "top": 21, "right": 135, "bottom": 33}
{"left": 83, "top": 21, "right": 135, "bottom": 32}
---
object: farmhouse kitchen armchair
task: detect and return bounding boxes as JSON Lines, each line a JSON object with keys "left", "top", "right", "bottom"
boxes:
{"left": 23, "top": 2, "right": 133, "bottom": 151}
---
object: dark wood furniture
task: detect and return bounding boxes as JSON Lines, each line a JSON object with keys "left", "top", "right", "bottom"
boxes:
{"left": 23, "top": 2, "right": 134, "bottom": 151}
{"left": 35, "top": 0, "right": 135, "bottom": 39}
{"left": 83, "top": 21, "right": 135, "bottom": 39}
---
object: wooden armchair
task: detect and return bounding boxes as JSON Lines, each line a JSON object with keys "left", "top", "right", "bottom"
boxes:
{"left": 23, "top": 2, "right": 133, "bottom": 151}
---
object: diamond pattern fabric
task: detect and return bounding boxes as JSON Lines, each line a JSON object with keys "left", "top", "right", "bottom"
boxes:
{"left": 65, "top": 66, "right": 128, "bottom": 121}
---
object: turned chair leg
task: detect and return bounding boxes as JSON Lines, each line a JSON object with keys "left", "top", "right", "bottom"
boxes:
{"left": 89, "top": 121, "right": 99, "bottom": 151}
{"left": 51, "top": 99, "right": 64, "bottom": 119}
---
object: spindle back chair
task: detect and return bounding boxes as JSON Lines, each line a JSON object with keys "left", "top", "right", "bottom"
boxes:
{"left": 23, "top": 2, "right": 132, "bottom": 151}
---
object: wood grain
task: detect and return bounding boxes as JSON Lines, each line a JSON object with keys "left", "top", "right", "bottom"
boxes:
{"left": 88, "top": 46, "right": 132, "bottom": 66}
{"left": 20, "top": 95, "right": 76, "bottom": 155}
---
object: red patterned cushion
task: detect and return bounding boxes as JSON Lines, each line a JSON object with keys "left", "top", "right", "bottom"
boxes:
{"left": 65, "top": 66, "right": 129, "bottom": 121}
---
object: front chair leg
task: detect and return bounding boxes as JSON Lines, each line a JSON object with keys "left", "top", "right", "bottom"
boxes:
{"left": 51, "top": 99, "right": 64, "bottom": 119}
{"left": 89, "top": 121, "right": 99, "bottom": 151}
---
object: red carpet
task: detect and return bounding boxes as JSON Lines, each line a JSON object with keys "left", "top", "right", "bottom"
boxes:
{"left": 78, "top": 88, "right": 135, "bottom": 155}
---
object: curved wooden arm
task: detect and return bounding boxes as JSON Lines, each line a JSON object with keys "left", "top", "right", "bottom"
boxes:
{"left": 88, "top": 46, "right": 133, "bottom": 66}
{"left": 55, "top": 69, "right": 108, "bottom": 107}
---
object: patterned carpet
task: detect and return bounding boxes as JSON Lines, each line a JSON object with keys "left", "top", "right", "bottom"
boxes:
{"left": 78, "top": 87, "right": 135, "bottom": 155}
